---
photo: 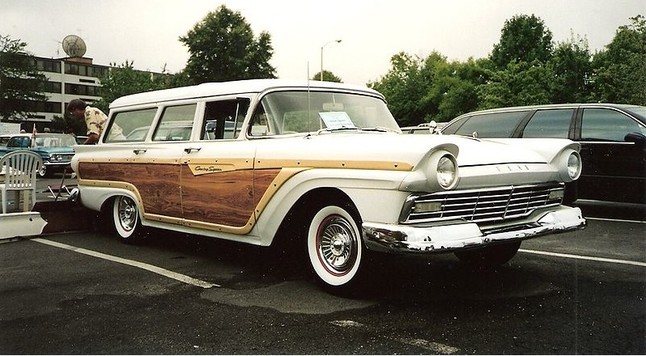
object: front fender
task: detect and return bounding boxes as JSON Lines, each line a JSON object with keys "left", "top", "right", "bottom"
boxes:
{"left": 251, "top": 168, "right": 411, "bottom": 246}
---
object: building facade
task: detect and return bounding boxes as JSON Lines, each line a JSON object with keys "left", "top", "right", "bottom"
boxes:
{"left": 29, "top": 55, "right": 108, "bottom": 123}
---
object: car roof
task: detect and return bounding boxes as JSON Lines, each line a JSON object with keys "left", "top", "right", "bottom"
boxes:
{"left": 4, "top": 133, "right": 71, "bottom": 138}
{"left": 455, "top": 103, "right": 645, "bottom": 117}
{"left": 110, "top": 79, "right": 383, "bottom": 109}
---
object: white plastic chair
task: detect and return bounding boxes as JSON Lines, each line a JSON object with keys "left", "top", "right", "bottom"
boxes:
{"left": 0, "top": 150, "right": 43, "bottom": 214}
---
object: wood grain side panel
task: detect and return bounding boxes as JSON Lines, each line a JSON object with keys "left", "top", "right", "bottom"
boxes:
{"left": 180, "top": 168, "right": 255, "bottom": 227}
{"left": 79, "top": 162, "right": 182, "bottom": 217}
{"left": 253, "top": 169, "right": 282, "bottom": 208}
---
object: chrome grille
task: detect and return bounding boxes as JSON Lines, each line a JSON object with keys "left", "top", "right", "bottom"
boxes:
{"left": 403, "top": 183, "right": 564, "bottom": 224}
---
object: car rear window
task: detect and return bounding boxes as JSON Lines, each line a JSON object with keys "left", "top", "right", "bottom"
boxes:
{"left": 450, "top": 111, "right": 529, "bottom": 138}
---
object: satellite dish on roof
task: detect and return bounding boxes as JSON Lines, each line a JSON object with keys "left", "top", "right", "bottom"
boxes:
{"left": 61, "top": 35, "right": 86, "bottom": 57}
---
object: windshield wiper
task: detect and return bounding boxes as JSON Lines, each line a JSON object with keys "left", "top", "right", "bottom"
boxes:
{"left": 316, "top": 126, "right": 360, "bottom": 135}
{"left": 360, "top": 127, "right": 397, "bottom": 133}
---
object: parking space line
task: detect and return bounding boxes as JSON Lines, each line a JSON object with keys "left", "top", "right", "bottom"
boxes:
{"left": 31, "top": 238, "right": 219, "bottom": 289}
{"left": 586, "top": 216, "right": 646, "bottom": 224}
{"left": 329, "top": 320, "right": 460, "bottom": 354}
{"left": 519, "top": 249, "right": 646, "bottom": 268}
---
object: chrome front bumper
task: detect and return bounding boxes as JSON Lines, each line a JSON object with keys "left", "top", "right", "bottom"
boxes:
{"left": 363, "top": 206, "right": 585, "bottom": 254}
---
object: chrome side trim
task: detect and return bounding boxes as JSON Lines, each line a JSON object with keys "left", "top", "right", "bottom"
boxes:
{"left": 363, "top": 206, "right": 585, "bottom": 254}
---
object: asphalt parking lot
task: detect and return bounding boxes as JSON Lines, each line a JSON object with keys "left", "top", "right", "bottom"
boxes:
{"left": 0, "top": 177, "right": 644, "bottom": 354}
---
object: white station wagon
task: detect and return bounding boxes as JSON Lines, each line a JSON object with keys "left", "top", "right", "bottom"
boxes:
{"left": 71, "top": 79, "right": 586, "bottom": 292}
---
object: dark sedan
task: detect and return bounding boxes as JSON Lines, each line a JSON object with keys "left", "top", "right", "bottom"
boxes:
{"left": 441, "top": 104, "right": 646, "bottom": 205}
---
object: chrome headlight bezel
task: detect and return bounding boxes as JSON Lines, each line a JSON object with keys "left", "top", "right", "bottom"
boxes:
{"left": 567, "top": 152, "right": 582, "bottom": 180}
{"left": 435, "top": 154, "right": 459, "bottom": 190}
{"left": 559, "top": 150, "right": 582, "bottom": 182}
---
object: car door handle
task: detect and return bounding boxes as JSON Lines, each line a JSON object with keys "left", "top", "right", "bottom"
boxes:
{"left": 133, "top": 149, "right": 147, "bottom": 154}
{"left": 184, "top": 147, "right": 202, "bottom": 153}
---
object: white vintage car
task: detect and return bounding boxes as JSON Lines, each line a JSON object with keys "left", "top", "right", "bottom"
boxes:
{"left": 71, "top": 79, "right": 585, "bottom": 292}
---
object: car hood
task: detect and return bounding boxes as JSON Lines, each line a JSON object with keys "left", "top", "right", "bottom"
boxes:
{"left": 255, "top": 133, "right": 553, "bottom": 168}
{"left": 31, "top": 147, "right": 75, "bottom": 155}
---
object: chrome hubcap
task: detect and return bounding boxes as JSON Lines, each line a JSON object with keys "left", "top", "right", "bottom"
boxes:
{"left": 318, "top": 216, "right": 356, "bottom": 273}
{"left": 118, "top": 197, "right": 136, "bottom": 232}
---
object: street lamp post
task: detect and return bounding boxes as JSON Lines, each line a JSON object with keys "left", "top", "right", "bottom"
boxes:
{"left": 320, "top": 39, "right": 341, "bottom": 81}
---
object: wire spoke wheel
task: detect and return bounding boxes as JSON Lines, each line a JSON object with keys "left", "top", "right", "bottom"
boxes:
{"left": 318, "top": 215, "right": 357, "bottom": 274}
{"left": 112, "top": 195, "right": 140, "bottom": 240}
{"left": 307, "top": 204, "right": 364, "bottom": 291}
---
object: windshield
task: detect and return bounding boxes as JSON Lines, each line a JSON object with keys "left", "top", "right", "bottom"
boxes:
{"left": 34, "top": 134, "right": 76, "bottom": 147}
{"left": 248, "top": 91, "right": 400, "bottom": 137}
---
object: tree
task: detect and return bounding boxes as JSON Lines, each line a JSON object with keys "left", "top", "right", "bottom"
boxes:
{"left": 369, "top": 52, "right": 431, "bottom": 126}
{"left": 92, "top": 61, "right": 174, "bottom": 113}
{"left": 478, "top": 60, "right": 553, "bottom": 109}
{"left": 0, "top": 35, "right": 47, "bottom": 121}
{"left": 591, "top": 15, "right": 646, "bottom": 105}
{"left": 311, "top": 70, "right": 342, "bottom": 83}
{"left": 490, "top": 14, "right": 554, "bottom": 69}
{"left": 179, "top": 5, "right": 276, "bottom": 84}
{"left": 420, "top": 55, "right": 488, "bottom": 122}
{"left": 548, "top": 35, "right": 593, "bottom": 103}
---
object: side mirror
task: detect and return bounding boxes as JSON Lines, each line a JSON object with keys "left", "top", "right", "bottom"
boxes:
{"left": 625, "top": 132, "right": 646, "bottom": 147}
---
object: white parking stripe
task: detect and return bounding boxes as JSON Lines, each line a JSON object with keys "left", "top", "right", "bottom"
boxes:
{"left": 519, "top": 249, "right": 646, "bottom": 268}
{"left": 586, "top": 216, "right": 646, "bottom": 224}
{"left": 32, "top": 238, "right": 219, "bottom": 289}
{"left": 330, "top": 320, "right": 460, "bottom": 354}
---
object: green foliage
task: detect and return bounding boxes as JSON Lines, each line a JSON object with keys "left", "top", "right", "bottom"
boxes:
{"left": 590, "top": 15, "right": 646, "bottom": 105}
{"left": 369, "top": 52, "right": 431, "bottom": 126}
{"left": 311, "top": 70, "right": 342, "bottom": 82}
{"left": 374, "top": 14, "right": 643, "bottom": 125}
{"left": 92, "top": 61, "right": 175, "bottom": 113}
{"left": 179, "top": 5, "right": 276, "bottom": 84}
{"left": 490, "top": 14, "right": 553, "bottom": 69}
{"left": 548, "top": 35, "right": 593, "bottom": 103}
{"left": 370, "top": 52, "right": 487, "bottom": 125}
{"left": 478, "top": 60, "right": 552, "bottom": 109}
{"left": 0, "top": 34, "right": 48, "bottom": 121}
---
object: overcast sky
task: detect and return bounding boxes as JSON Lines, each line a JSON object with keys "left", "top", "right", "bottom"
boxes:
{"left": 4, "top": 0, "right": 645, "bottom": 84}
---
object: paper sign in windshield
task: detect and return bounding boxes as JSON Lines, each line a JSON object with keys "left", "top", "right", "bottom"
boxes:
{"left": 319, "top": 112, "right": 355, "bottom": 129}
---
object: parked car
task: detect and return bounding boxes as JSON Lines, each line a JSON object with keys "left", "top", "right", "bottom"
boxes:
{"left": 71, "top": 80, "right": 585, "bottom": 292}
{"left": 0, "top": 133, "right": 76, "bottom": 177}
{"left": 401, "top": 122, "right": 447, "bottom": 134}
{"left": 441, "top": 104, "right": 646, "bottom": 206}
{"left": 0, "top": 134, "right": 11, "bottom": 147}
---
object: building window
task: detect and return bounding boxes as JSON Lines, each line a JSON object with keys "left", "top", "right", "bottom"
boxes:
{"left": 65, "top": 83, "right": 101, "bottom": 96}
{"left": 36, "top": 59, "right": 62, "bottom": 73}
{"left": 44, "top": 81, "right": 62, "bottom": 94}
{"left": 65, "top": 63, "right": 79, "bottom": 75}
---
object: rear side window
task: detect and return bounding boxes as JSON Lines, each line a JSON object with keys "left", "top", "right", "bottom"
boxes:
{"left": 106, "top": 108, "right": 157, "bottom": 143}
{"left": 153, "top": 104, "right": 196, "bottom": 142}
{"left": 522, "top": 109, "right": 573, "bottom": 138}
{"left": 451, "top": 111, "right": 528, "bottom": 138}
{"left": 201, "top": 99, "right": 250, "bottom": 140}
{"left": 581, "top": 108, "right": 646, "bottom": 142}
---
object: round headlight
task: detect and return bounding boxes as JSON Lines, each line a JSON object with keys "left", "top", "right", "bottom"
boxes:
{"left": 437, "top": 155, "right": 458, "bottom": 189}
{"left": 567, "top": 151, "right": 582, "bottom": 180}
